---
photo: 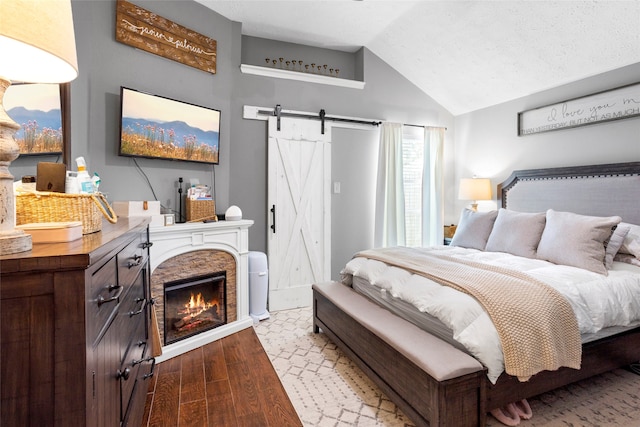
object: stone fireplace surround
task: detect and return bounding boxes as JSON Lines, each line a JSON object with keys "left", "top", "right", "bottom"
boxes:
{"left": 149, "top": 220, "right": 253, "bottom": 362}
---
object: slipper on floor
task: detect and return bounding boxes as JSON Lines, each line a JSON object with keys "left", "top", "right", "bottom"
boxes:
{"left": 513, "top": 399, "right": 532, "bottom": 420}
{"left": 490, "top": 403, "right": 521, "bottom": 426}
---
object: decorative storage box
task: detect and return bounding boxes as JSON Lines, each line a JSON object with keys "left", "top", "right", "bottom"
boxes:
{"left": 113, "top": 200, "right": 165, "bottom": 227}
{"left": 16, "top": 221, "right": 83, "bottom": 243}
{"left": 16, "top": 192, "right": 117, "bottom": 234}
{"left": 113, "top": 200, "right": 161, "bottom": 217}
{"left": 185, "top": 198, "right": 217, "bottom": 222}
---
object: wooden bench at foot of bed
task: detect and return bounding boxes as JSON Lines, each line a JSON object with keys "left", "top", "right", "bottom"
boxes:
{"left": 313, "top": 281, "right": 487, "bottom": 427}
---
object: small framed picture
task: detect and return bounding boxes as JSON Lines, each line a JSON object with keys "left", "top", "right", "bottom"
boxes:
{"left": 4, "top": 83, "right": 64, "bottom": 156}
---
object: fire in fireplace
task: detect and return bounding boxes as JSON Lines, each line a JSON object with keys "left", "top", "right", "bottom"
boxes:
{"left": 163, "top": 272, "right": 227, "bottom": 345}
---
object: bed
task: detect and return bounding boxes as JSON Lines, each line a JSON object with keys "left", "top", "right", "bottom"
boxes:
{"left": 312, "top": 161, "right": 640, "bottom": 427}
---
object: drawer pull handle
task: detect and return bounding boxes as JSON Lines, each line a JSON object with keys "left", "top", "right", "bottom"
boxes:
{"left": 116, "top": 367, "right": 131, "bottom": 381}
{"left": 131, "top": 356, "right": 156, "bottom": 380}
{"left": 96, "top": 284, "right": 123, "bottom": 306}
{"left": 143, "top": 357, "right": 156, "bottom": 380}
{"left": 129, "top": 298, "right": 147, "bottom": 317}
{"left": 128, "top": 254, "right": 143, "bottom": 268}
{"left": 142, "top": 241, "right": 153, "bottom": 249}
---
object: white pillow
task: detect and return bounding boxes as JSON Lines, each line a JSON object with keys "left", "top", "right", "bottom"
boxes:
{"left": 485, "top": 209, "right": 546, "bottom": 258}
{"left": 449, "top": 209, "right": 498, "bottom": 250}
{"left": 604, "top": 224, "right": 630, "bottom": 269}
{"left": 536, "top": 209, "right": 621, "bottom": 275}
{"left": 618, "top": 222, "right": 640, "bottom": 260}
{"left": 614, "top": 253, "right": 640, "bottom": 267}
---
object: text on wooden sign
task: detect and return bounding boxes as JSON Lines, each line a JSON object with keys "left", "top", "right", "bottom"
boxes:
{"left": 116, "top": 0, "right": 216, "bottom": 74}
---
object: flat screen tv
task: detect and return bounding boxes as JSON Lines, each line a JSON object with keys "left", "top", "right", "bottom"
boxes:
{"left": 119, "top": 86, "right": 220, "bottom": 165}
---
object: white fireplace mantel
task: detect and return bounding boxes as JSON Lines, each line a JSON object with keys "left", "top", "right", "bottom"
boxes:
{"left": 149, "top": 219, "right": 254, "bottom": 362}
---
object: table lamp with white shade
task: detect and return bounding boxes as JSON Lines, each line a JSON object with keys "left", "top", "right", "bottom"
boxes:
{"left": 458, "top": 177, "right": 492, "bottom": 212}
{"left": 0, "top": 0, "right": 78, "bottom": 255}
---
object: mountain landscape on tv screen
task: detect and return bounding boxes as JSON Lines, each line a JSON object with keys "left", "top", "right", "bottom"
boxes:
{"left": 121, "top": 117, "right": 219, "bottom": 148}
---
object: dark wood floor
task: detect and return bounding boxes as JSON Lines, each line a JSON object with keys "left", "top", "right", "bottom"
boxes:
{"left": 141, "top": 327, "right": 302, "bottom": 427}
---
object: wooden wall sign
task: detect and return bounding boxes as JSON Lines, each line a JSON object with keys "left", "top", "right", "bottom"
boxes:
{"left": 116, "top": 0, "right": 216, "bottom": 74}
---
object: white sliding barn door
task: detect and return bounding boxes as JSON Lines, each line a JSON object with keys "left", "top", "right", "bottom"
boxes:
{"left": 267, "top": 116, "right": 331, "bottom": 311}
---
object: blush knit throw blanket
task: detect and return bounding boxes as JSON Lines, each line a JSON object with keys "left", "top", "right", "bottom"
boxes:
{"left": 353, "top": 247, "right": 582, "bottom": 381}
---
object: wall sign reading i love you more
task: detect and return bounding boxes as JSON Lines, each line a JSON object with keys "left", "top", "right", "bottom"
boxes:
{"left": 518, "top": 82, "right": 640, "bottom": 136}
{"left": 116, "top": 0, "right": 217, "bottom": 74}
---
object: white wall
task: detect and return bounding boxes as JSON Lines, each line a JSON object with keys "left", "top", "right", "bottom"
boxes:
{"left": 452, "top": 63, "right": 640, "bottom": 220}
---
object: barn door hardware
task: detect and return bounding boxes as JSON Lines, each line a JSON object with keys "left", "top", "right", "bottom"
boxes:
{"left": 257, "top": 104, "right": 382, "bottom": 133}
{"left": 319, "top": 109, "right": 326, "bottom": 134}
{"left": 274, "top": 104, "right": 282, "bottom": 131}
{"left": 270, "top": 205, "right": 276, "bottom": 233}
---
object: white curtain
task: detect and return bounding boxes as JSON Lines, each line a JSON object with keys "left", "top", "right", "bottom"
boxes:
{"left": 421, "top": 127, "right": 445, "bottom": 246}
{"left": 374, "top": 122, "right": 405, "bottom": 247}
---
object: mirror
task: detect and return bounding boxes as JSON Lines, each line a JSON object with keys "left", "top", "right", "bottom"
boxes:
{"left": 4, "top": 82, "right": 70, "bottom": 166}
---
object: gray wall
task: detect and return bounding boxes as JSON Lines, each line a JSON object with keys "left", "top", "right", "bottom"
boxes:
{"left": 10, "top": 0, "right": 454, "bottom": 279}
{"left": 11, "top": 0, "right": 636, "bottom": 279}
{"left": 330, "top": 127, "right": 379, "bottom": 278}
{"left": 229, "top": 45, "right": 455, "bottom": 274}
{"left": 241, "top": 36, "right": 358, "bottom": 81}
{"left": 453, "top": 63, "right": 640, "bottom": 216}
{"left": 14, "top": 0, "right": 236, "bottom": 220}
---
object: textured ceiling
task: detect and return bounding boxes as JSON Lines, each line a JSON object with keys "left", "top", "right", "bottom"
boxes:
{"left": 196, "top": 0, "right": 640, "bottom": 116}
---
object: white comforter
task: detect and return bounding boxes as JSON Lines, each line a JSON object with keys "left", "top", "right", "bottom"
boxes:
{"left": 341, "top": 246, "right": 640, "bottom": 383}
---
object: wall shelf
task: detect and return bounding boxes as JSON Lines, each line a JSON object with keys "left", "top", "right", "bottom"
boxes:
{"left": 240, "top": 64, "right": 365, "bottom": 89}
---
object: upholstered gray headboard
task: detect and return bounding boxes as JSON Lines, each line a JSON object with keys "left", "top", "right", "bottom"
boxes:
{"left": 498, "top": 162, "right": 640, "bottom": 225}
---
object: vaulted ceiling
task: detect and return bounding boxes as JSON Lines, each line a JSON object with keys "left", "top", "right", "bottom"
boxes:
{"left": 195, "top": 0, "right": 640, "bottom": 116}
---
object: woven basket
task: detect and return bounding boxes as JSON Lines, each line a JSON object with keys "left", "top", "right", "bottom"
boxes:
{"left": 185, "top": 198, "right": 216, "bottom": 222}
{"left": 16, "top": 191, "right": 118, "bottom": 234}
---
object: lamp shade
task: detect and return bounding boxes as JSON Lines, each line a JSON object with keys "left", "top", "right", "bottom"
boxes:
{"left": 0, "top": 0, "right": 78, "bottom": 83}
{"left": 458, "top": 178, "right": 492, "bottom": 201}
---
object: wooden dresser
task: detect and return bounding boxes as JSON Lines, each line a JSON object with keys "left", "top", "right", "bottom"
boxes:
{"left": 1, "top": 218, "right": 155, "bottom": 426}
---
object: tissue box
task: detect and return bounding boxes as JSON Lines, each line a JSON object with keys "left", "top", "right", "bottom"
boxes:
{"left": 113, "top": 201, "right": 161, "bottom": 217}
{"left": 149, "top": 215, "right": 166, "bottom": 227}
{"left": 17, "top": 221, "right": 83, "bottom": 243}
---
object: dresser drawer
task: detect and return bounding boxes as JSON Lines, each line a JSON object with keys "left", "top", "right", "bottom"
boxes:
{"left": 117, "top": 232, "right": 147, "bottom": 289}
{"left": 118, "top": 270, "right": 147, "bottom": 361}
{"left": 120, "top": 319, "right": 146, "bottom": 415}
{"left": 121, "top": 317, "right": 154, "bottom": 427}
{"left": 116, "top": 266, "right": 151, "bottom": 425}
{"left": 89, "top": 256, "right": 120, "bottom": 345}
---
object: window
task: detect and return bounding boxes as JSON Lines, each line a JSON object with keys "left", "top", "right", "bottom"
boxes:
{"left": 375, "top": 122, "right": 443, "bottom": 249}
{"left": 402, "top": 127, "right": 425, "bottom": 247}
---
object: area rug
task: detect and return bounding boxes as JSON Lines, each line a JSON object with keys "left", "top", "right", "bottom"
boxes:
{"left": 254, "top": 307, "right": 640, "bottom": 427}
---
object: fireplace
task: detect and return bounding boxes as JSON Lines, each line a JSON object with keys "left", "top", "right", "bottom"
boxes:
{"left": 163, "top": 272, "right": 227, "bottom": 345}
{"left": 151, "top": 249, "right": 237, "bottom": 346}
{"left": 149, "top": 220, "right": 253, "bottom": 362}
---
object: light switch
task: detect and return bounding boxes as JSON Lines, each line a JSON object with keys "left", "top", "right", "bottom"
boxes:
{"left": 333, "top": 182, "right": 341, "bottom": 194}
